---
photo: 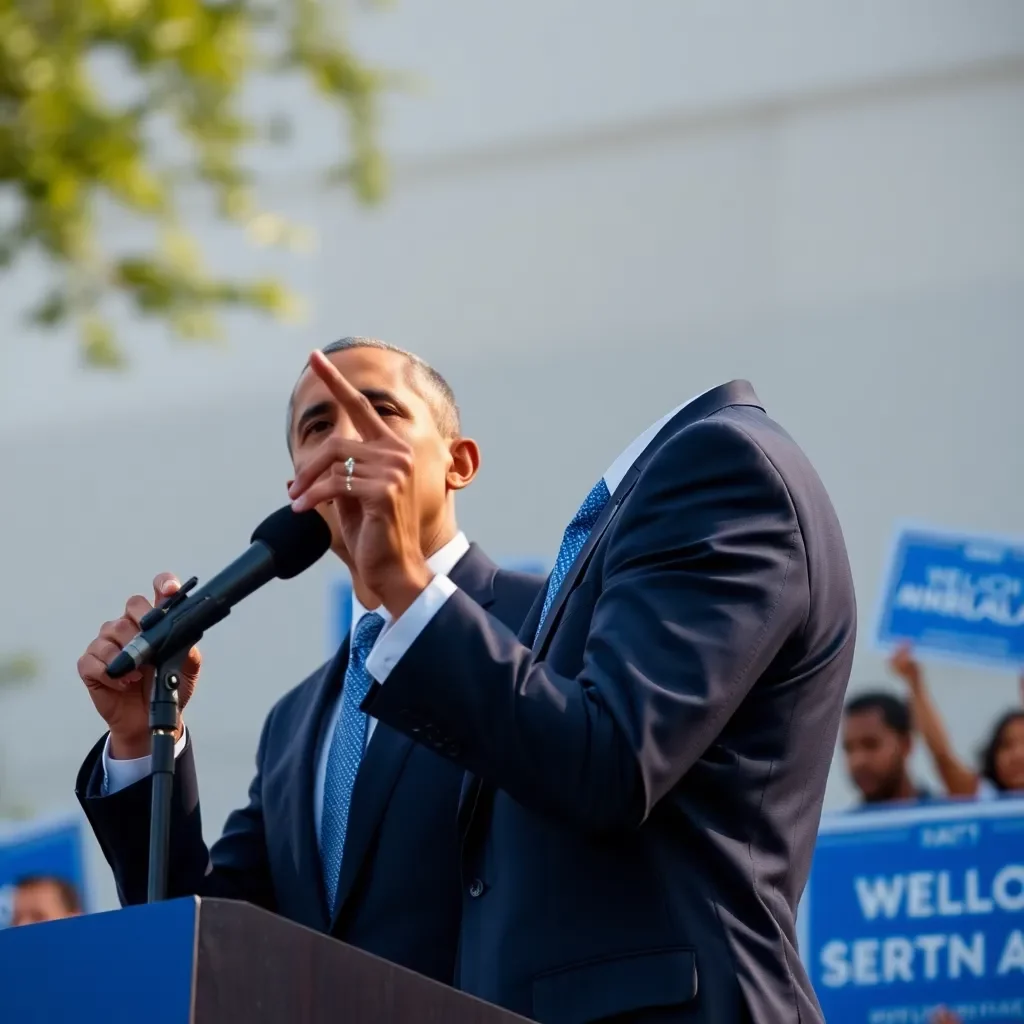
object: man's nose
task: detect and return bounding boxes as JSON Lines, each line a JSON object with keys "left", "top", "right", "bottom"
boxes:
{"left": 333, "top": 420, "right": 363, "bottom": 443}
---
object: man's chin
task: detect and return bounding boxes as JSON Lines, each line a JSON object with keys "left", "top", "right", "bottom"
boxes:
{"left": 855, "top": 782, "right": 884, "bottom": 802}
{"left": 315, "top": 504, "right": 348, "bottom": 560}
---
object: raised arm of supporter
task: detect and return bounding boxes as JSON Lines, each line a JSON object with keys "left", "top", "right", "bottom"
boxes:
{"left": 889, "top": 644, "right": 980, "bottom": 798}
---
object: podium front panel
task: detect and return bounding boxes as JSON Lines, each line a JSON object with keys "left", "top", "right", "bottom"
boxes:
{"left": 0, "top": 897, "right": 198, "bottom": 1024}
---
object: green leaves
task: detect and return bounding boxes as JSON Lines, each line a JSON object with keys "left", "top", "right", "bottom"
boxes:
{"left": 0, "top": 652, "right": 36, "bottom": 688}
{"left": 0, "top": 0, "right": 388, "bottom": 364}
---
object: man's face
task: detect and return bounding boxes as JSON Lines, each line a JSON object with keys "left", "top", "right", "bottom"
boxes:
{"left": 994, "top": 717, "right": 1024, "bottom": 791}
{"left": 842, "top": 709, "right": 911, "bottom": 802}
{"left": 288, "top": 347, "right": 458, "bottom": 558}
{"left": 12, "top": 882, "right": 78, "bottom": 927}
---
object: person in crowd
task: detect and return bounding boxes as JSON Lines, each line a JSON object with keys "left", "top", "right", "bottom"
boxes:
{"left": 842, "top": 691, "right": 935, "bottom": 805}
{"left": 74, "top": 338, "right": 544, "bottom": 986}
{"left": 11, "top": 875, "right": 82, "bottom": 927}
{"left": 889, "top": 643, "right": 1024, "bottom": 798}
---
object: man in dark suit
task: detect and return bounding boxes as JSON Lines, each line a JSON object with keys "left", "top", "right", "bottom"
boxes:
{"left": 75, "top": 338, "right": 543, "bottom": 985}
{"left": 288, "top": 354, "right": 858, "bottom": 1023}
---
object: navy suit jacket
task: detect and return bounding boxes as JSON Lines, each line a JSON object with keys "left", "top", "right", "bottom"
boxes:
{"left": 365, "top": 382, "right": 857, "bottom": 1023}
{"left": 76, "top": 543, "right": 543, "bottom": 986}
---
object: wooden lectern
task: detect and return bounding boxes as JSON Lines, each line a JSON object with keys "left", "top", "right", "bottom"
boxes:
{"left": 0, "top": 897, "right": 533, "bottom": 1023}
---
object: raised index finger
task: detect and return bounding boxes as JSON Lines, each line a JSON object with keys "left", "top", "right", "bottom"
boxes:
{"left": 308, "top": 349, "right": 390, "bottom": 440}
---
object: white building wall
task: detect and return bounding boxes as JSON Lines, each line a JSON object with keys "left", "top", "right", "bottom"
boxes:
{"left": 0, "top": 1, "right": 1021, "bottom": 909}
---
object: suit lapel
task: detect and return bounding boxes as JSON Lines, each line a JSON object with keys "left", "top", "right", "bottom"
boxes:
{"left": 517, "top": 586, "right": 545, "bottom": 647}
{"left": 531, "top": 467, "right": 641, "bottom": 656}
{"left": 444, "top": 542, "right": 498, "bottom": 609}
{"left": 531, "top": 380, "right": 763, "bottom": 657}
{"left": 459, "top": 481, "right": 642, "bottom": 829}
{"left": 330, "top": 723, "right": 415, "bottom": 927}
{"left": 334, "top": 543, "right": 499, "bottom": 923}
{"left": 280, "top": 636, "right": 349, "bottom": 932}
{"left": 457, "top": 771, "right": 482, "bottom": 839}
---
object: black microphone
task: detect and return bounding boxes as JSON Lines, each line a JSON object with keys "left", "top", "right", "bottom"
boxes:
{"left": 106, "top": 505, "right": 332, "bottom": 679}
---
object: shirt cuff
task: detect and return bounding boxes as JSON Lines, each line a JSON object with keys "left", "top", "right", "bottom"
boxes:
{"left": 367, "top": 575, "right": 458, "bottom": 682}
{"left": 101, "top": 727, "right": 189, "bottom": 796}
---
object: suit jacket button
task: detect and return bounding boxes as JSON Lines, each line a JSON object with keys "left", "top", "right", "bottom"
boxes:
{"left": 445, "top": 741, "right": 462, "bottom": 757}
{"left": 468, "top": 879, "right": 485, "bottom": 899}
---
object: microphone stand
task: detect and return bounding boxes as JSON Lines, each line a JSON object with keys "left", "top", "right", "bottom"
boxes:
{"left": 147, "top": 646, "right": 187, "bottom": 903}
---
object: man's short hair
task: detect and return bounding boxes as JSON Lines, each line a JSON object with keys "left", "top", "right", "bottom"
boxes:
{"left": 14, "top": 875, "right": 82, "bottom": 914}
{"left": 286, "top": 337, "right": 460, "bottom": 454}
{"left": 844, "top": 692, "right": 912, "bottom": 736}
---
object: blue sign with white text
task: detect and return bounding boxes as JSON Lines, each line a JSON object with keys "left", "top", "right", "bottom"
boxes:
{"left": 0, "top": 814, "right": 88, "bottom": 928}
{"left": 331, "top": 559, "right": 548, "bottom": 650}
{"left": 802, "top": 800, "right": 1024, "bottom": 1023}
{"left": 875, "top": 526, "right": 1024, "bottom": 671}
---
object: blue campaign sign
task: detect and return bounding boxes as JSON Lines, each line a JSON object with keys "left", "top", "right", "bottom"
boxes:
{"left": 331, "top": 559, "right": 548, "bottom": 650}
{"left": 0, "top": 898, "right": 197, "bottom": 1024}
{"left": 802, "top": 800, "right": 1024, "bottom": 1023}
{"left": 0, "top": 813, "right": 89, "bottom": 928}
{"left": 874, "top": 525, "right": 1024, "bottom": 671}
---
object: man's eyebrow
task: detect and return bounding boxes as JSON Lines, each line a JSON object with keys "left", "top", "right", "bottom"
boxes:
{"left": 360, "top": 387, "right": 405, "bottom": 408}
{"left": 294, "top": 400, "right": 334, "bottom": 439}
{"left": 293, "top": 390, "right": 408, "bottom": 438}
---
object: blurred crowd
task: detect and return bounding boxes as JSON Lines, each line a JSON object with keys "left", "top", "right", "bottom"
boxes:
{"left": 841, "top": 648, "right": 1023, "bottom": 1024}
{"left": 842, "top": 645, "right": 1024, "bottom": 808}
{"left": 7, "top": 875, "right": 81, "bottom": 928}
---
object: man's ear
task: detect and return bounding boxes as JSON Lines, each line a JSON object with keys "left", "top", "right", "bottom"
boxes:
{"left": 447, "top": 437, "right": 481, "bottom": 492}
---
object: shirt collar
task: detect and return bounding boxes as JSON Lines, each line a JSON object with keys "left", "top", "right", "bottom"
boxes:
{"left": 350, "top": 530, "right": 470, "bottom": 635}
{"left": 602, "top": 389, "right": 711, "bottom": 494}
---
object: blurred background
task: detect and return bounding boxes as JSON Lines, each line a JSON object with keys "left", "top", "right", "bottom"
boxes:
{"left": 0, "top": 0, "right": 1021, "bottom": 981}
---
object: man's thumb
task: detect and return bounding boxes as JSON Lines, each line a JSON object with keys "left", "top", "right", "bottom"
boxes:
{"left": 153, "top": 573, "right": 181, "bottom": 605}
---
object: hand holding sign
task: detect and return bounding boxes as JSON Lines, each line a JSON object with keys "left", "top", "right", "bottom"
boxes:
{"left": 889, "top": 643, "right": 924, "bottom": 691}
{"left": 288, "top": 350, "right": 432, "bottom": 616}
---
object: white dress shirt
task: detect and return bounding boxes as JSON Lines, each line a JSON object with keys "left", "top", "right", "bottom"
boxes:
{"left": 365, "top": 395, "right": 706, "bottom": 684}
{"left": 103, "top": 531, "right": 472, "bottom": 829}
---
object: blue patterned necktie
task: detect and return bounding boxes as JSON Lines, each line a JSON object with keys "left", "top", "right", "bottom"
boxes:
{"left": 535, "top": 478, "right": 612, "bottom": 641}
{"left": 320, "top": 610, "right": 385, "bottom": 914}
